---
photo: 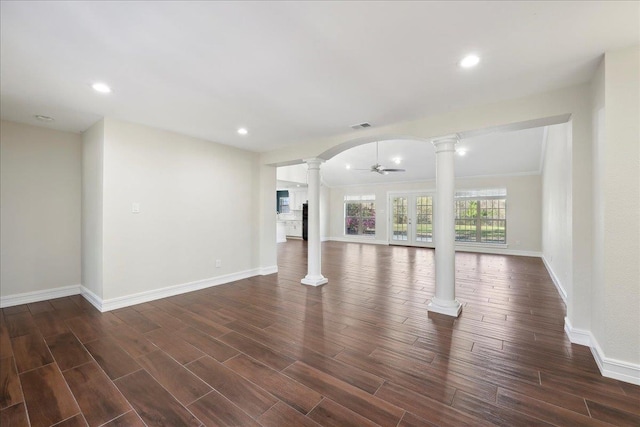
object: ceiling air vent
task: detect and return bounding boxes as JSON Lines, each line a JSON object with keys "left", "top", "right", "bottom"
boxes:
{"left": 350, "top": 122, "right": 371, "bottom": 130}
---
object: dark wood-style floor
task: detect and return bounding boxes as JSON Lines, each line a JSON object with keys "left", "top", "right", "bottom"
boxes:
{"left": 1, "top": 240, "right": 639, "bottom": 427}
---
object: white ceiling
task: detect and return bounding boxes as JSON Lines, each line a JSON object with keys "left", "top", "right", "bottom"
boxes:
{"left": 1, "top": 2, "right": 638, "bottom": 153}
{"left": 321, "top": 126, "right": 546, "bottom": 186}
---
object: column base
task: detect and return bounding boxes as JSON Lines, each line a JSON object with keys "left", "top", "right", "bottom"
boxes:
{"left": 301, "top": 275, "right": 328, "bottom": 286}
{"left": 427, "top": 297, "right": 462, "bottom": 317}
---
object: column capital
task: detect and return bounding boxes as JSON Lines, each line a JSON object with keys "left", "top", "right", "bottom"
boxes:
{"left": 303, "top": 158, "right": 325, "bottom": 169}
{"left": 431, "top": 134, "right": 459, "bottom": 153}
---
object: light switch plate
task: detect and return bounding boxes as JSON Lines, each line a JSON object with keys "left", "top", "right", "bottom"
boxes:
{"left": 132, "top": 203, "right": 140, "bottom": 213}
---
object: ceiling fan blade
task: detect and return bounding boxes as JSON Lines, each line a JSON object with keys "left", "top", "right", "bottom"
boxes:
{"left": 379, "top": 168, "right": 406, "bottom": 172}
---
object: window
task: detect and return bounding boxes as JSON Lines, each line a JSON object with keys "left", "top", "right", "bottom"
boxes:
{"left": 344, "top": 195, "right": 376, "bottom": 236}
{"left": 455, "top": 189, "right": 506, "bottom": 244}
{"left": 278, "top": 197, "right": 290, "bottom": 213}
{"left": 415, "top": 196, "right": 433, "bottom": 242}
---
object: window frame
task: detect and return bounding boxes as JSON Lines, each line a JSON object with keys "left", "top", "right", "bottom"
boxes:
{"left": 344, "top": 195, "right": 376, "bottom": 237}
{"left": 454, "top": 189, "right": 507, "bottom": 245}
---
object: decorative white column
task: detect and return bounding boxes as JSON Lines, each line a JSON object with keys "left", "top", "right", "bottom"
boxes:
{"left": 428, "top": 136, "right": 462, "bottom": 317}
{"left": 301, "top": 158, "right": 328, "bottom": 286}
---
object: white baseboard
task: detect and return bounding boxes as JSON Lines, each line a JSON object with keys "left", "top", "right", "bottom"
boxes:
{"left": 97, "top": 268, "right": 266, "bottom": 312}
{"left": 542, "top": 255, "right": 568, "bottom": 303}
{"left": 80, "top": 286, "right": 103, "bottom": 312}
{"left": 0, "top": 284, "right": 82, "bottom": 308}
{"left": 259, "top": 265, "right": 278, "bottom": 275}
{"left": 0, "top": 267, "right": 268, "bottom": 312}
{"left": 565, "top": 317, "right": 640, "bottom": 386}
{"left": 455, "top": 245, "right": 542, "bottom": 258}
{"left": 328, "top": 236, "right": 389, "bottom": 245}
{"left": 564, "top": 316, "right": 591, "bottom": 346}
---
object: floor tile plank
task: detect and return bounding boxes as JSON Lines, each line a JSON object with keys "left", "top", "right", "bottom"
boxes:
{"left": 307, "top": 398, "right": 380, "bottom": 427}
{"left": 283, "top": 361, "right": 403, "bottom": 427}
{"left": 224, "top": 353, "right": 322, "bottom": 414}
{"left": 175, "top": 327, "right": 239, "bottom": 362}
{"left": 63, "top": 361, "right": 131, "bottom": 427}
{"left": 20, "top": 363, "right": 80, "bottom": 427}
{"left": 586, "top": 399, "right": 640, "bottom": 426}
{"left": 11, "top": 333, "right": 54, "bottom": 373}
{"left": 188, "top": 390, "right": 262, "bottom": 427}
{"left": 187, "top": 356, "right": 277, "bottom": 418}
{"left": 375, "top": 381, "right": 493, "bottom": 427}
{"left": 452, "top": 389, "right": 554, "bottom": 426}
{"left": 46, "top": 332, "right": 93, "bottom": 371}
{"left": 0, "top": 402, "right": 30, "bottom": 427}
{"left": 54, "top": 414, "right": 89, "bottom": 427}
{"left": 218, "top": 331, "right": 295, "bottom": 371}
{"left": 136, "top": 350, "right": 212, "bottom": 406}
{"left": 84, "top": 337, "right": 141, "bottom": 380}
{"left": 496, "top": 387, "right": 609, "bottom": 426}
{"left": 101, "top": 411, "right": 147, "bottom": 427}
{"left": 114, "top": 369, "right": 201, "bottom": 427}
{"left": 144, "top": 328, "right": 205, "bottom": 365}
{"left": 258, "top": 401, "right": 322, "bottom": 427}
{"left": 0, "top": 357, "right": 23, "bottom": 410}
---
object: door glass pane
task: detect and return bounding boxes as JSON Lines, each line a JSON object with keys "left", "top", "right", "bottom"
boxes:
{"left": 415, "top": 196, "right": 433, "bottom": 242}
{"left": 391, "top": 197, "right": 408, "bottom": 241}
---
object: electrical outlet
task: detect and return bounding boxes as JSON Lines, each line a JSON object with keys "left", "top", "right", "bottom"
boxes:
{"left": 215, "top": 259, "right": 221, "bottom": 268}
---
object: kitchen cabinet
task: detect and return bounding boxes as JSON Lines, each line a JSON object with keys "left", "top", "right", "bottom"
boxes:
{"left": 286, "top": 220, "right": 302, "bottom": 237}
{"left": 276, "top": 221, "right": 287, "bottom": 243}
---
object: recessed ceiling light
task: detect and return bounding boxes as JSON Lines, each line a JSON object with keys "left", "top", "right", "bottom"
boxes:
{"left": 393, "top": 157, "right": 402, "bottom": 165}
{"left": 34, "top": 115, "right": 54, "bottom": 122}
{"left": 460, "top": 54, "right": 480, "bottom": 68}
{"left": 92, "top": 82, "right": 112, "bottom": 93}
{"left": 237, "top": 128, "right": 248, "bottom": 135}
{"left": 345, "top": 164, "right": 351, "bottom": 170}
{"left": 457, "top": 149, "right": 467, "bottom": 156}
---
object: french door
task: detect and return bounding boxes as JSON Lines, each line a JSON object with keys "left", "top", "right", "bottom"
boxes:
{"left": 389, "top": 193, "right": 434, "bottom": 246}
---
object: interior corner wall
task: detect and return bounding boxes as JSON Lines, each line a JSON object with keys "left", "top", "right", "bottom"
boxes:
{"left": 100, "top": 118, "right": 261, "bottom": 302}
{"left": 541, "top": 122, "right": 573, "bottom": 302}
{"left": 81, "top": 120, "right": 105, "bottom": 299}
{"left": 590, "top": 58, "right": 606, "bottom": 350}
{"left": 0, "top": 120, "right": 82, "bottom": 299}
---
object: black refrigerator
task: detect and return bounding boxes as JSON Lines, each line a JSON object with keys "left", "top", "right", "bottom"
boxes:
{"left": 302, "top": 202, "right": 308, "bottom": 241}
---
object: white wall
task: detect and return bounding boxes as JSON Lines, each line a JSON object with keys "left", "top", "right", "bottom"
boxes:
{"left": 328, "top": 174, "right": 542, "bottom": 254}
{"left": 594, "top": 46, "right": 640, "bottom": 367}
{"left": 542, "top": 122, "right": 572, "bottom": 301}
{"left": 96, "top": 118, "right": 261, "bottom": 301}
{"left": 0, "top": 121, "right": 82, "bottom": 300}
{"left": 257, "top": 163, "right": 277, "bottom": 272}
{"left": 277, "top": 163, "right": 307, "bottom": 184}
{"left": 320, "top": 181, "right": 330, "bottom": 240}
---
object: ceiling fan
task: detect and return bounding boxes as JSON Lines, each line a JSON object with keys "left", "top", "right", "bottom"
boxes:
{"left": 353, "top": 141, "right": 406, "bottom": 175}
